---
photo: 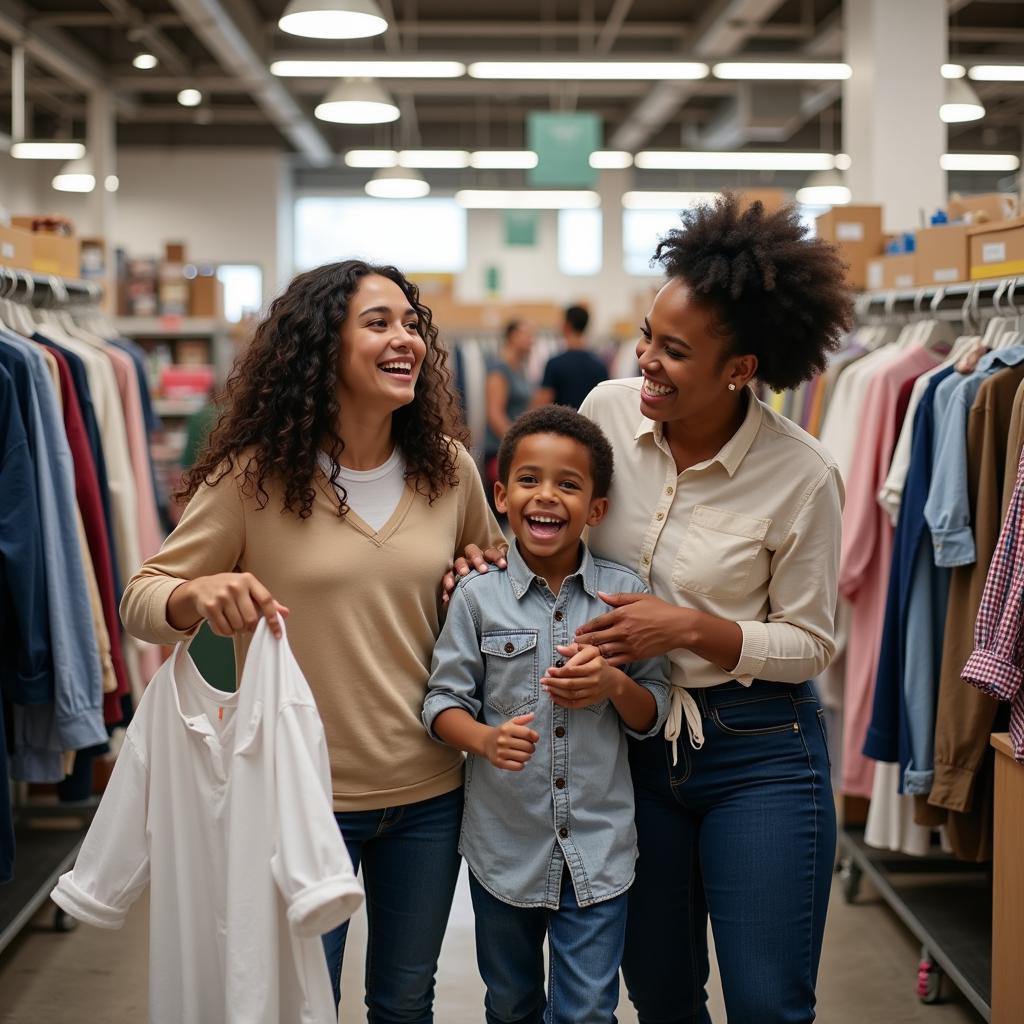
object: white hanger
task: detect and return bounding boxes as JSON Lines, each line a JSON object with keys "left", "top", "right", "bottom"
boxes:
{"left": 992, "top": 278, "right": 1023, "bottom": 351}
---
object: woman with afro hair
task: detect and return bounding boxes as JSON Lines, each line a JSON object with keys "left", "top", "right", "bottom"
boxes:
{"left": 451, "top": 194, "right": 853, "bottom": 1022}
{"left": 121, "top": 260, "right": 505, "bottom": 1016}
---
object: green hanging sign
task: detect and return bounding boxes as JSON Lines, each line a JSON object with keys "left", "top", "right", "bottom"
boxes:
{"left": 527, "top": 111, "right": 601, "bottom": 188}
{"left": 504, "top": 209, "right": 538, "bottom": 246}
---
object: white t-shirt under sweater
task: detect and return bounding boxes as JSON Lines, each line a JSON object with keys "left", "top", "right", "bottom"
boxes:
{"left": 51, "top": 620, "right": 364, "bottom": 1024}
{"left": 317, "top": 447, "right": 407, "bottom": 531}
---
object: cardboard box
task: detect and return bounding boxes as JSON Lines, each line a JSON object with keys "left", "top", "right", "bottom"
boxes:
{"left": 165, "top": 242, "right": 186, "bottom": 263}
{"left": 866, "top": 253, "right": 916, "bottom": 291}
{"left": 915, "top": 224, "right": 970, "bottom": 286}
{"left": 0, "top": 225, "right": 33, "bottom": 270}
{"left": 189, "top": 274, "right": 223, "bottom": 318}
{"left": 30, "top": 233, "right": 81, "bottom": 278}
{"left": 949, "top": 192, "right": 1018, "bottom": 226}
{"left": 815, "top": 205, "right": 884, "bottom": 289}
{"left": 969, "top": 216, "right": 1024, "bottom": 280}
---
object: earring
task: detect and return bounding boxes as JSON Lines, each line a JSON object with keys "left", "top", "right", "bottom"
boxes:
{"left": 728, "top": 383, "right": 737, "bottom": 391}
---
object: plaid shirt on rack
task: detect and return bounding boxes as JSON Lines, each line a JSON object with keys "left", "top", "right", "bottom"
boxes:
{"left": 961, "top": 443, "right": 1024, "bottom": 761}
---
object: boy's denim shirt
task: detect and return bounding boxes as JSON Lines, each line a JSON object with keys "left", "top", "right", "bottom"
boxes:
{"left": 422, "top": 541, "right": 671, "bottom": 909}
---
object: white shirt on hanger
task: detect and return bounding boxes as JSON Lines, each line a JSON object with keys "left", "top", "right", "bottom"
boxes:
{"left": 317, "top": 446, "right": 407, "bottom": 532}
{"left": 51, "top": 620, "right": 363, "bottom": 1024}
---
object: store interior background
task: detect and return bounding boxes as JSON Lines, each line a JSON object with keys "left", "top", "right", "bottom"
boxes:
{"left": 3, "top": 0, "right": 1024, "bottom": 1022}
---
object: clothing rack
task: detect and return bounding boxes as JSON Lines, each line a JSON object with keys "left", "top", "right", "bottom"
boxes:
{"left": 830, "top": 276, "right": 1023, "bottom": 1020}
{"left": 0, "top": 267, "right": 103, "bottom": 953}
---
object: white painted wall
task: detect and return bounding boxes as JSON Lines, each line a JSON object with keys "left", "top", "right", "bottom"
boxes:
{"left": 0, "top": 152, "right": 45, "bottom": 218}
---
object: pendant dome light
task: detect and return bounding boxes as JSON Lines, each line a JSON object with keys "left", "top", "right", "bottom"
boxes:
{"left": 52, "top": 156, "right": 96, "bottom": 193}
{"left": 279, "top": 0, "right": 387, "bottom": 39}
{"left": 365, "top": 167, "right": 430, "bottom": 199}
{"left": 940, "top": 77, "right": 985, "bottom": 123}
{"left": 315, "top": 79, "right": 400, "bottom": 124}
{"left": 796, "top": 168, "right": 851, "bottom": 207}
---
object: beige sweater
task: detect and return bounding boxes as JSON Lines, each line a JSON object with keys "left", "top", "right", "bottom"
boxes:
{"left": 120, "top": 444, "right": 503, "bottom": 810}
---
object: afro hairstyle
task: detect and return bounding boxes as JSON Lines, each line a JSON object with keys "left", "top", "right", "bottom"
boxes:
{"left": 653, "top": 192, "right": 854, "bottom": 392}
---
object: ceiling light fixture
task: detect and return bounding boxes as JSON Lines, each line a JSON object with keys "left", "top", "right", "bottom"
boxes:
{"left": 10, "top": 141, "right": 86, "bottom": 160}
{"left": 315, "top": 79, "right": 399, "bottom": 123}
{"left": 399, "top": 150, "right": 470, "bottom": 169}
{"left": 278, "top": 0, "right": 387, "bottom": 40}
{"left": 468, "top": 61, "right": 708, "bottom": 81}
{"left": 967, "top": 65, "right": 1024, "bottom": 82}
{"left": 941, "top": 64, "right": 966, "bottom": 79}
{"left": 940, "top": 153, "right": 1020, "bottom": 172}
{"left": 52, "top": 157, "right": 95, "bottom": 193}
{"left": 622, "top": 191, "right": 719, "bottom": 210}
{"left": 795, "top": 169, "right": 851, "bottom": 206}
{"left": 270, "top": 59, "right": 465, "bottom": 78}
{"left": 635, "top": 151, "right": 836, "bottom": 171}
{"left": 365, "top": 167, "right": 430, "bottom": 199}
{"left": 469, "top": 151, "right": 538, "bottom": 169}
{"left": 345, "top": 149, "right": 399, "bottom": 168}
{"left": 177, "top": 88, "right": 203, "bottom": 107}
{"left": 105, "top": 175, "right": 120, "bottom": 192}
{"left": 455, "top": 190, "right": 600, "bottom": 209}
{"left": 940, "top": 78, "right": 985, "bottom": 123}
{"left": 590, "top": 151, "right": 634, "bottom": 169}
{"left": 132, "top": 53, "right": 158, "bottom": 70}
{"left": 712, "top": 61, "right": 851, "bottom": 80}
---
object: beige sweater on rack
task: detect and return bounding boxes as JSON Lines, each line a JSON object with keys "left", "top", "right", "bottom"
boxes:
{"left": 120, "top": 444, "right": 503, "bottom": 811}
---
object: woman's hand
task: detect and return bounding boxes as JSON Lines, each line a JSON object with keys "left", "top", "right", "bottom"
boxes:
{"left": 575, "top": 591, "right": 689, "bottom": 666}
{"left": 441, "top": 543, "right": 509, "bottom": 605}
{"left": 168, "top": 572, "right": 289, "bottom": 639}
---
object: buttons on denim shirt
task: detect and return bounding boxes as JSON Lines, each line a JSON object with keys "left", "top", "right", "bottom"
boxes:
{"left": 554, "top": 610, "right": 563, "bottom": 622}
{"left": 504, "top": 642, "right": 515, "bottom": 654}
{"left": 555, "top": 778, "right": 566, "bottom": 789}
{"left": 558, "top": 828, "right": 569, "bottom": 839}
{"left": 555, "top": 726, "right": 566, "bottom": 738}
{"left": 555, "top": 659, "right": 565, "bottom": 668}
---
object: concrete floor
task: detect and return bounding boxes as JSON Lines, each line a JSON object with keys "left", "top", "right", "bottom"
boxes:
{"left": 0, "top": 863, "right": 982, "bottom": 1023}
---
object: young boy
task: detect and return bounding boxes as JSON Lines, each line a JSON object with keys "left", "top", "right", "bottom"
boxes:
{"left": 422, "top": 406, "right": 670, "bottom": 1024}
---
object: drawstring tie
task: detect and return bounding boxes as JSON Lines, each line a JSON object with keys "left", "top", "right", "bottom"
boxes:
{"left": 664, "top": 687, "right": 704, "bottom": 766}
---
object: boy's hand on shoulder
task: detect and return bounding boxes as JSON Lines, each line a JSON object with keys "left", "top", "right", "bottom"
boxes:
{"left": 484, "top": 713, "right": 540, "bottom": 771}
{"left": 542, "top": 643, "right": 623, "bottom": 708}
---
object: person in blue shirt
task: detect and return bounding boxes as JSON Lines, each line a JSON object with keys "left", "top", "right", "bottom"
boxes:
{"left": 423, "top": 406, "right": 670, "bottom": 1024}
{"left": 534, "top": 305, "right": 609, "bottom": 411}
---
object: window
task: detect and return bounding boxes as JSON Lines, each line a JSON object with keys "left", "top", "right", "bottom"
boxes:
{"left": 216, "top": 264, "right": 263, "bottom": 322}
{"left": 557, "top": 208, "right": 602, "bottom": 276}
{"left": 622, "top": 209, "right": 682, "bottom": 276}
{"left": 294, "top": 197, "right": 467, "bottom": 274}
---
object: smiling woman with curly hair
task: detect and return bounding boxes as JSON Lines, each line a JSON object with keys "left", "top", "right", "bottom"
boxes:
{"left": 120, "top": 260, "right": 504, "bottom": 1016}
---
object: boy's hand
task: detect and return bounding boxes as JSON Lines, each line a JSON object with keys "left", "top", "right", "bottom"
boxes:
{"left": 542, "top": 644, "right": 622, "bottom": 709}
{"left": 483, "top": 713, "right": 539, "bottom": 771}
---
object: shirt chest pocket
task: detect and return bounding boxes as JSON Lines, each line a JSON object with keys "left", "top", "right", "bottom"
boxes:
{"left": 481, "top": 630, "right": 540, "bottom": 717}
{"left": 672, "top": 505, "right": 771, "bottom": 600}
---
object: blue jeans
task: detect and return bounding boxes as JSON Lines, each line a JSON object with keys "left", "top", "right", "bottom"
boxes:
{"left": 322, "top": 787, "right": 462, "bottom": 1022}
{"left": 469, "top": 869, "right": 626, "bottom": 1024}
{"left": 623, "top": 680, "right": 836, "bottom": 1024}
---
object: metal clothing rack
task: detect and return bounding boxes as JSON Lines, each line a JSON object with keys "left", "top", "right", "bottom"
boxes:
{"left": 836, "top": 275, "right": 1017, "bottom": 1019}
{"left": 0, "top": 267, "right": 103, "bottom": 955}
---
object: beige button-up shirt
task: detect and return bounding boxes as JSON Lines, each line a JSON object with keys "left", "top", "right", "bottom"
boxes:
{"left": 580, "top": 378, "right": 844, "bottom": 750}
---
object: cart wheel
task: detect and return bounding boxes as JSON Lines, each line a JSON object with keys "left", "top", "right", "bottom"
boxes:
{"left": 839, "top": 859, "right": 862, "bottom": 904}
{"left": 53, "top": 906, "right": 77, "bottom": 933}
{"left": 917, "top": 952, "right": 943, "bottom": 1004}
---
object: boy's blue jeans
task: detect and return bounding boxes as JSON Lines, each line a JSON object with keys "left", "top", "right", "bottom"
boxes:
{"left": 469, "top": 869, "right": 627, "bottom": 1024}
{"left": 622, "top": 680, "right": 836, "bottom": 1024}
{"left": 322, "top": 787, "right": 462, "bottom": 1022}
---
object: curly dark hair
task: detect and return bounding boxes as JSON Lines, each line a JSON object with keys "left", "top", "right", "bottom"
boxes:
{"left": 653, "top": 192, "right": 853, "bottom": 391}
{"left": 178, "top": 260, "right": 466, "bottom": 519}
{"left": 497, "top": 406, "right": 614, "bottom": 498}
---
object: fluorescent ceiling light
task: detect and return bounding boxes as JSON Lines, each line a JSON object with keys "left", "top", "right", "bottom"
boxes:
{"left": 105, "top": 175, "right": 120, "bottom": 192}
{"left": 10, "top": 141, "right": 86, "bottom": 160}
{"left": 270, "top": 59, "right": 465, "bottom": 78}
{"left": 968, "top": 65, "right": 1024, "bottom": 82}
{"left": 365, "top": 167, "right": 430, "bottom": 199}
{"left": 796, "top": 169, "right": 850, "bottom": 206}
{"left": 622, "top": 191, "right": 719, "bottom": 210}
{"left": 52, "top": 157, "right": 95, "bottom": 193}
{"left": 177, "top": 88, "right": 203, "bottom": 107}
{"left": 455, "top": 190, "right": 599, "bottom": 209}
{"left": 468, "top": 61, "right": 708, "bottom": 80}
{"left": 315, "top": 79, "right": 399, "bottom": 123}
{"left": 635, "top": 151, "right": 835, "bottom": 171}
{"left": 132, "top": 53, "right": 158, "bottom": 70}
{"left": 590, "top": 151, "right": 633, "bottom": 169}
{"left": 712, "top": 62, "right": 851, "bottom": 80}
{"left": 345, "top": 149, "right": 399, "bottom": 167}
{"left": 940, "top": 153, "right": 1020, "bottom": 172}
{"left": 469, "top": 150, "right": 538, "bottom": 169}
{"left": 940, "top": 78, "right": 985, "bottom": 123}
{"left": 399, "top": 150, "right": 470, "bottom": 169}
{"left": 278, "top": 0, "right": 387, "bottom": 39}
{"left": 942, "top": 64, "right": 966, "bottom": 79}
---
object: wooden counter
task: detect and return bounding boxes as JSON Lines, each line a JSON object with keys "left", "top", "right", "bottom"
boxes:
{"left": 991, "top": 733, "right": 1024, "bottom": 1023}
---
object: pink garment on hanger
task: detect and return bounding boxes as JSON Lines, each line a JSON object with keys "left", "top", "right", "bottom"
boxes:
{"left": 838, "top": 345, "right": 945, "bottom": 797}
